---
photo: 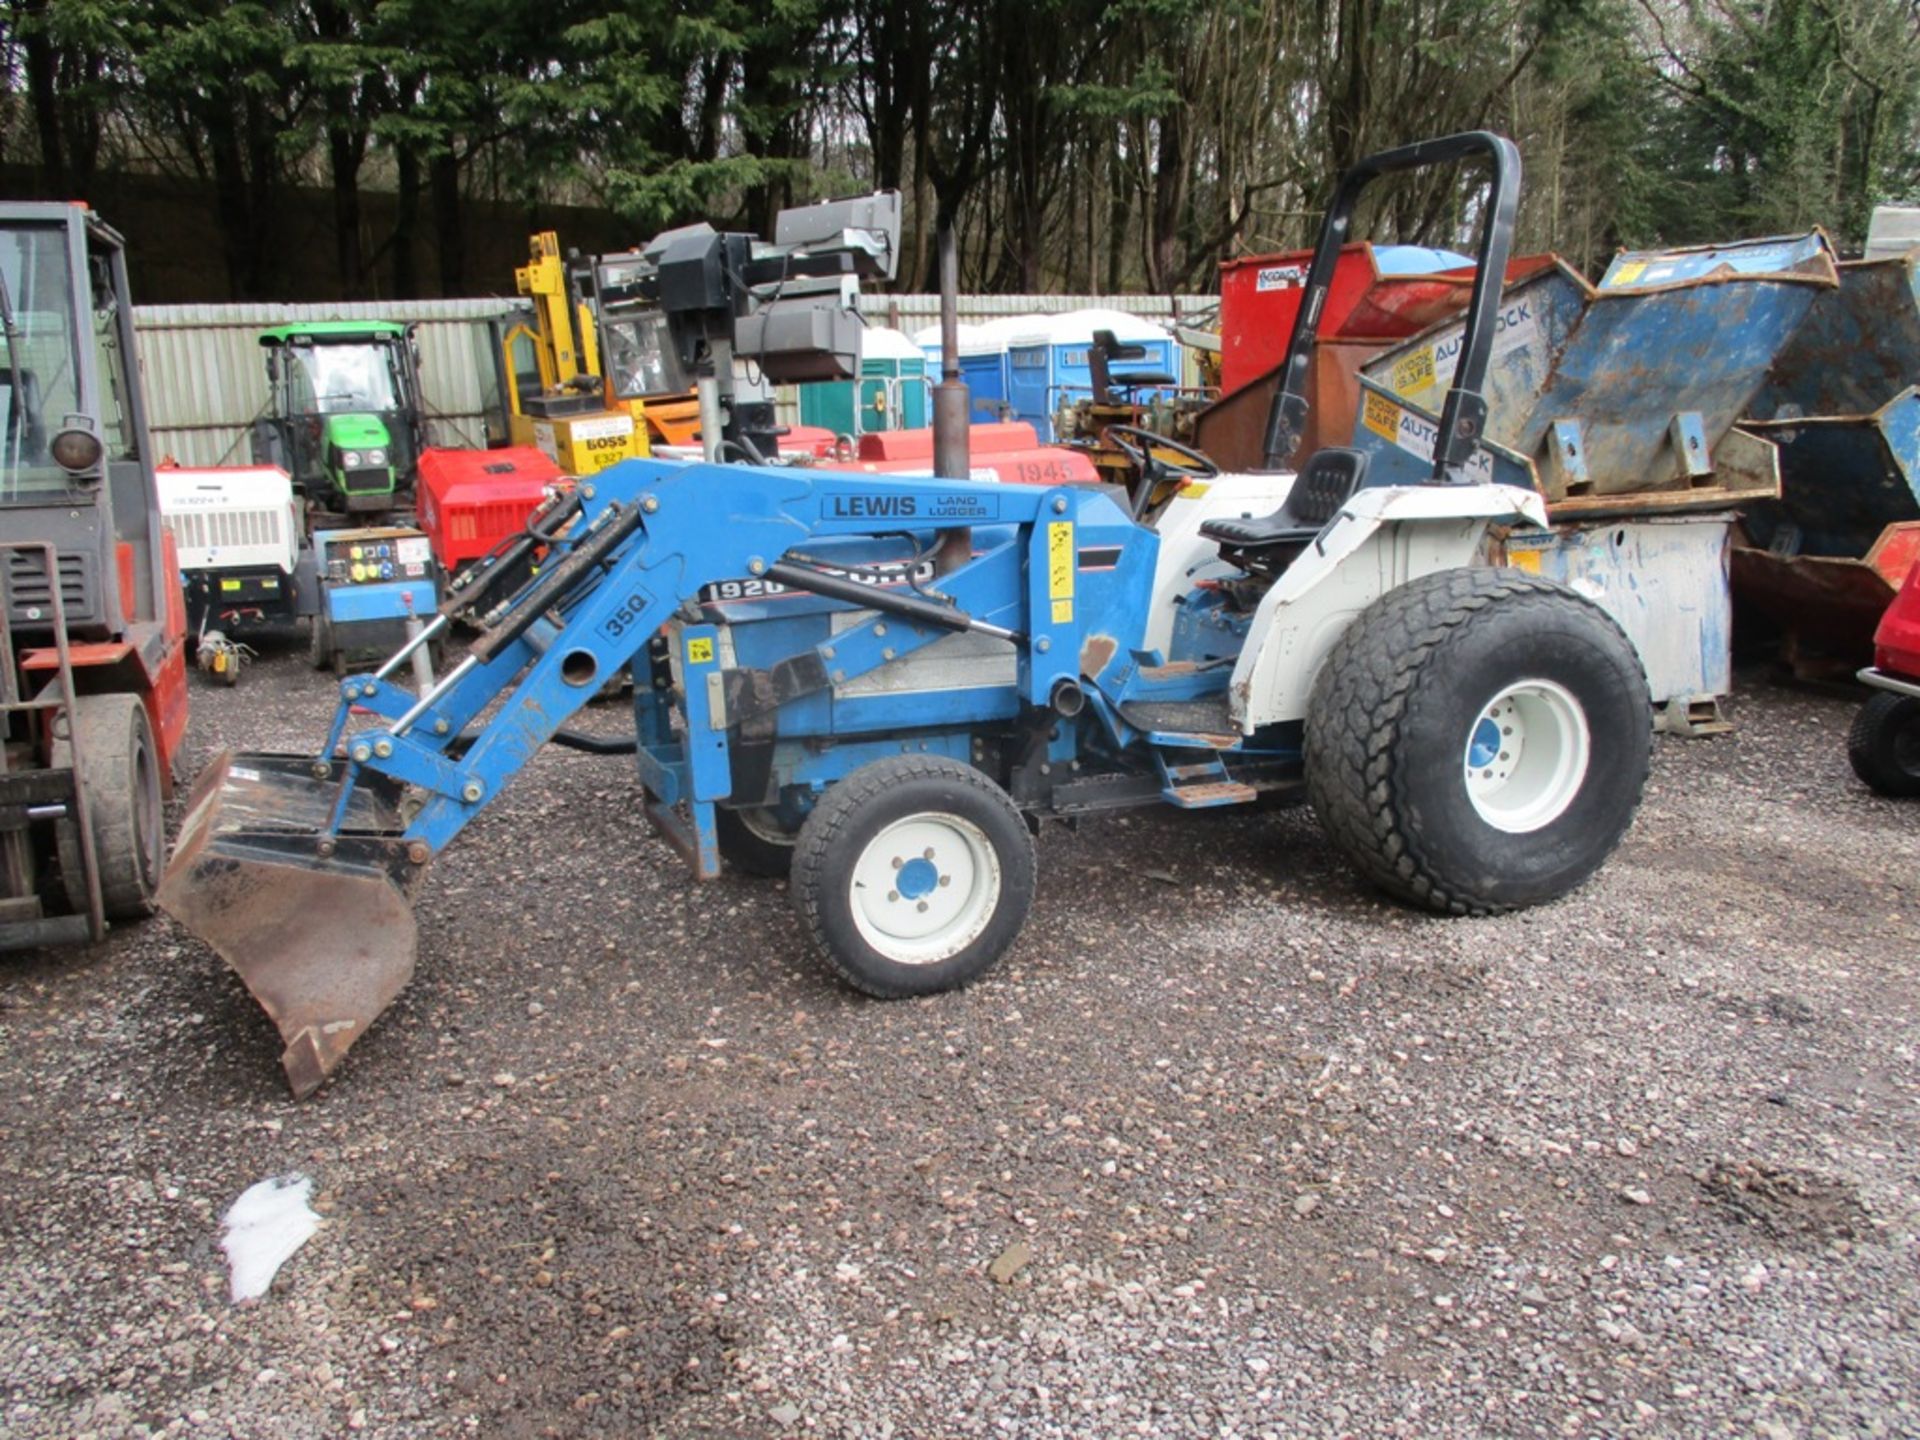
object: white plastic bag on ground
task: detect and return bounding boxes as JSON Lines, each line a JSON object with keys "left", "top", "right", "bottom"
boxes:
{"left": 220, "top": 1172, "right": 321, "bottom": 1302}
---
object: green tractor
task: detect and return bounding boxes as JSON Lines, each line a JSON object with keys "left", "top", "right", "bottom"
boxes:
{"left": 250, "top": 321, "right": 427, "bottom": 518}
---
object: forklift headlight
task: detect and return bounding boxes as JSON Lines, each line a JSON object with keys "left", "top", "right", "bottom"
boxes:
{"left": 51, "top": 425, "right": 104, "bottom": 475}
{"left": 367, "top": 447, "right": 388, "bottom": 468}
{"left": 343, "top": 450, "right": 364, "bottom": 468}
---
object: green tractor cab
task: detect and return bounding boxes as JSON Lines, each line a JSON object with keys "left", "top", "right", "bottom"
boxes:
{"left": 250, "top": 321, "right": 427, "bottom": 517}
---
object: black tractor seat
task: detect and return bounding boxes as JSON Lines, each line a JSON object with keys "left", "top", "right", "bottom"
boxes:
{"left": 1109, "top": 369, "right": 1179, "bottom": 390}
{"left": 1089, "top": 329, "right": 1177, "bottom": 401}
{"left": 1200, "top": 447, "right": 1370, "bottom": 558}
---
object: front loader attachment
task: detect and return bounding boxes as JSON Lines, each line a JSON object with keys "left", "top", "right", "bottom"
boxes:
{"left": 159, "top": 751, "right": 427, "bottom": 1098}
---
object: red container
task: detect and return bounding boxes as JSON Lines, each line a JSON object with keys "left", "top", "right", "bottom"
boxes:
{"left": 1218, "top": 243, "right": 1483, "bottom": 395}
{"left": 831, "top": 423, "right": 1097, "bottom": 485}
{"left": 779, "top": 425, "right": 839, "bottom": 458}
{"left": 417, "top": 446, "right": 567, "bottom": 571}
{"left": 854, "top": 422, "right": 1045, "bottom": 462}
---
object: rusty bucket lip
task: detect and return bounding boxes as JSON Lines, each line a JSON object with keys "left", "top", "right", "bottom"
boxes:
{"left": 159, "top": 749, "right": 425, "bottom": 1100}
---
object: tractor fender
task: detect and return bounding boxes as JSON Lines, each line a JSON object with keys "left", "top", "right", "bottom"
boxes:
{"left": 1230, "top": 483, "right": 1548, "bottom": 729}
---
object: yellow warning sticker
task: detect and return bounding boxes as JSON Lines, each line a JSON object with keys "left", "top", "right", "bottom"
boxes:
{"left": 686, "top": 636, "right": 715, "bottom": 664}
{"left": 1607, "top": 260, "right": 1646, "bottom": 288}
{"left": 1508, "top": 548, "right": 1544, "bottom": 573}
{"left": 1047, "top": 522, "right": 1074, "bottom": 622}
{"left": 1179, "top": 482, "right": 1211, "bottom": 501}
{"left": 1390, "top": 347, "right": 1436, "bottom": 394}
{"left": 1363, "top": 389, "right": 1400, "bottom": 440}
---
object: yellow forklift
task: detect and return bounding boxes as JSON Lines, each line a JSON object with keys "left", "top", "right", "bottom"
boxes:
{"left": 494, "top": 234, "right": 704, "bottom": 475}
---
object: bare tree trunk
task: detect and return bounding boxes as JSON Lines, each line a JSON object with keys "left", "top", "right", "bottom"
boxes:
{"left": 1105, "top": 132, "right": 1132, "bottom": 292}
{"left": 431, "top": 148, "right": 464, "bottom": 296}
{"left": 328, "top": 126, "right": 366, "bottom": 299}
{"left": 393, "top": 144, "right": 421, "bottom": 299}
{"left": 20, "top": 8, "right": 66, "bottom": 195}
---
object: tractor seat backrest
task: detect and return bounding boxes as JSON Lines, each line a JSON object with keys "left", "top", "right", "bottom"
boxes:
{"left": 1196, "top": 447, "right": 1370, "bottom": 555}
{"left": 1290, "top": 447, "right": 1367, "bottom": 527}
{"left": 1091, "top": 328, "right": 1149, "bottom": 365}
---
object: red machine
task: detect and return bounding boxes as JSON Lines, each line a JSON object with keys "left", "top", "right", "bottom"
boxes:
{"left": 416, "top": 446, "right": 568, "bottom": 573}
{"left": 1850, "top": 557, "right": 1920, "bottom": 796}
{"left": 837, "top": 423, "right": 1100, "bottom": 486}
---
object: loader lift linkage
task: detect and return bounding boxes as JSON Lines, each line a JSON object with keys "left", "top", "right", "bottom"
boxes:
{"left": 162, "top": 132, "right": 1656, "bottom": 1097}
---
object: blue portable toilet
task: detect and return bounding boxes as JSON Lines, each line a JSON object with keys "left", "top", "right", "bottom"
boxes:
{"left": 1000, "top": 310, "right": 1178, "bottom": 434}
{"left": 913, "top": 317, "right": 1035, "bottom": 422}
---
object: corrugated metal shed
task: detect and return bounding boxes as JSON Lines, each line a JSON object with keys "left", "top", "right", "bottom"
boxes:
{"left": 134, "top": 294, "right": 1210, "bottom": 463}
{"left": 134, "top": 298, "right": 517, "bottom": 466}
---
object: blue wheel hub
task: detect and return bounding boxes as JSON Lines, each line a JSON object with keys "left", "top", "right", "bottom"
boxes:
{"left": 1468, "top": 717, "right": 1502, "bottom": 770}
{"left": 896, "top": 856, "right": 940, "bottom": 900}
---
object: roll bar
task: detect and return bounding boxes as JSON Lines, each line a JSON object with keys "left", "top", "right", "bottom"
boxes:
{"left": 1260, "top": 130, "right": 1522, "bottom": 482}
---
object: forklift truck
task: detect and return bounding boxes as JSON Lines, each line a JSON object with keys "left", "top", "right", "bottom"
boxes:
{"left": 1, "top": 204, "right": 186, "bottom": 946}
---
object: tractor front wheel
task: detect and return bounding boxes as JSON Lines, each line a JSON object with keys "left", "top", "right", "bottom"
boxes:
{"left": 1305, "top": 568, "right": 1651, "bottom": 915}
{"left": 791, "top": 756, "right": 1034, "bottom": 998}
{"left": 1848, "top": 691, "right": 1920, "bottom": 797}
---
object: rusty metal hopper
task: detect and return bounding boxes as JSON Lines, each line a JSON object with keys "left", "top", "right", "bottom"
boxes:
{"left": 1362, "top": 234, "right": 1838, "bottom": 510}
{"left": 159, "top": 751, "right": 426, "bottom": 1099}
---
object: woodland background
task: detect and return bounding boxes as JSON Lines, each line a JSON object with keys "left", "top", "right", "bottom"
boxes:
{"left": 1, "top": 0, "right": 1916, "bottom": 303}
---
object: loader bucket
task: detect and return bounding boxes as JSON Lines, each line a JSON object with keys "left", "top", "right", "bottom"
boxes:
{"left": 158, "top": 751, "right": 426, "bottom": 1099}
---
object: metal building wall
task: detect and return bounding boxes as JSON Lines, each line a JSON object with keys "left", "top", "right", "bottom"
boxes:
{"left": 133, "top": 294, "right": 1212, "bottom": 464}
{"left": 133, "top": 299, "right": 513, "bottom": 467}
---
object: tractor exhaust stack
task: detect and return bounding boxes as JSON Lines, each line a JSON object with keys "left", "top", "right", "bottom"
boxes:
{"left": 931, "top": 225, "right": 971, "bottom": 482}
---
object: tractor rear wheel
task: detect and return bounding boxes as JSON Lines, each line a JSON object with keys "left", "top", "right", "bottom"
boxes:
{"left": 791, "top": 755, "right": 1034, "bottom": 998}
{"left": 1305, "top": 568, "right": 1651, "bottom": 915}
{"left": 1848, "top": 691, "right": 1920, "bottom": 797}
{"left": 54, "top": 692, "right": 166, "bottom": 921}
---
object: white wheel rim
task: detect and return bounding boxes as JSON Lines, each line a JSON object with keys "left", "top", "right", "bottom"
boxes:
{"left": 849, "top": 812, "right": 1001, "bottom": 966}
{"left": 1462, "top": 679, "right": 1591, "bottom": 834}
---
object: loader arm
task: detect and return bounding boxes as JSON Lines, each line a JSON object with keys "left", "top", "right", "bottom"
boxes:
{"left": 321, "top": 462, "right": 1096, "bottom": 856}
{"left": 159, "top": 458, "right": 1125, "bottom": 1096}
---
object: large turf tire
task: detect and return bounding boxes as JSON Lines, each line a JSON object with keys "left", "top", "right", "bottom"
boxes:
{"left": 717, "top": 805, "right": 800, "bottom": 878}
{"left": 53, "top": 693, "right": 166, "bottom": 921}
{"left": 791, "top": 755, "right": 1035, "bottom": 998}
{"left": 1848, "top": 690, "right": 1920, "bottom": 797}
{"left": 1304, "top": 568, "right": 1651, "bottom": 915}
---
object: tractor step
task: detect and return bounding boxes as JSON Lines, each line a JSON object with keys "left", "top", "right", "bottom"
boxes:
{"left": 1162, "top": 780, "right": 1259, "bottom": 809}
{"left": 1119, "top": 695, "right": 1240, "bottom": 748}
{"left": 1150, "top": 746, "right": 1258, "bottom": 809}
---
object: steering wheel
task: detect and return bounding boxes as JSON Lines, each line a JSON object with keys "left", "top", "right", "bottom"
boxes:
{"left": 1102, "top": 424, "right": 1220, "bottom": 518}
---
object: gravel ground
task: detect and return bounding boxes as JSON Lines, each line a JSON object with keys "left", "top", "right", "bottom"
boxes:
{"left": 2, "top": 643, "right": 1917, "bottom": 1440}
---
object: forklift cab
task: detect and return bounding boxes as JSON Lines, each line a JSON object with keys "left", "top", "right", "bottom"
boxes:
{"left": 1, "top": 207, "right": 170, "bottom": 638}
{"left": 251, "top": 322, "right": 426, "bottom": 516}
